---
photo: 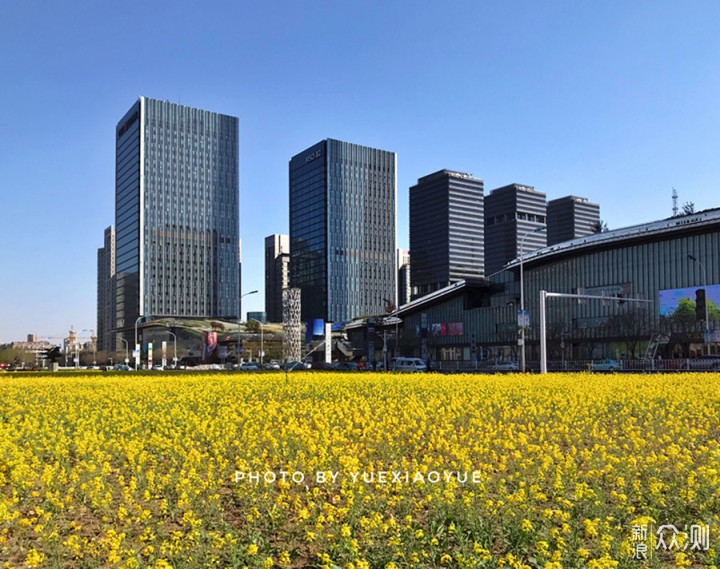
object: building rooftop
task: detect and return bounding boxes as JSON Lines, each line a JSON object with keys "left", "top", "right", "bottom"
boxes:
{"left": 507, "top": 208, "right": 720, "bottom": 269}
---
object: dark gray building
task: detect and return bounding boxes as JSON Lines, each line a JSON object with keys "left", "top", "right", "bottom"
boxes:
{"left": 547, "top": 195, "right": 600, "bottom": 246}
{"left": 114, "top": 97, "right": 240, "bottom": 342}
{"left": 484, "top": 183, "right": 547, "bottom": 276}
{"left": 397, "top": 249, "right": 411, "bottom": 307}
{"left": 289, "top": 139, "right": 396, "bottom": 322}
{"left": 96, "top": 226, "right": 116, "bottom": 352}
{"left": 265, "top": 234, "right": 290, "bottom": 323}
{"left": 410, "top": 170, "right": 484, "bottom": 298}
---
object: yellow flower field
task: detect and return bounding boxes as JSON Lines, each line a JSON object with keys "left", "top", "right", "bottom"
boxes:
{"left": 0, "top": 372, "right": 719, "bottom": 568}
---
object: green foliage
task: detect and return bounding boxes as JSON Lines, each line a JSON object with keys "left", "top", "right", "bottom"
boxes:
{"left": 671, "top": 297, "right": 720, "bottom": 322}
{"left": 671, "top": 297, "right": 696, "bottom": 322}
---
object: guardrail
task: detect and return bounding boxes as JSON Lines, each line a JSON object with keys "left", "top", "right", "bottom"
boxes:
{"left": 430, "top": 358, "right": 720, "bottom": 373}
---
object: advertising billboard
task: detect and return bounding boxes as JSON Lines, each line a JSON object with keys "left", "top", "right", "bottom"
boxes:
{"left": 658, "top": 284, "right": 720, "bottom": 316}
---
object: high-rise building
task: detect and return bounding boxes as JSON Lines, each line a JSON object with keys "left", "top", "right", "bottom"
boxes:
{"left": 97, "top": 226, "right": 116, "bottom": 352}
{"left": 265, "top": 234, "right": 290, "bottom": 323}
{"left": 547, "top": 196, "right": 600, "bottom": 245}
{"left": 409, "top": 170, "right": 484, "bottom": 298}
{"left": 484, "top": 183, "right": 547, "bottom": 276}
{"left": 114, "top": 97, "right": 239, "bottom": 340}
{"left": 397, "top": 249, "right": 411, "bottom": 307}
{"left": 289, "top": 139, "right": 396, "bottom": 322}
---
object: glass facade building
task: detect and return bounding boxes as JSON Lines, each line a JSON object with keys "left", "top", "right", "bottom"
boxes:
{"left": 115, "top": 97, "right": 239, "bottom": 337}
{"left": 289, "top": 139, "right": 396, "bottom": 322}
{"left": 96, "top": 226, "right": 116, "bottom": 352}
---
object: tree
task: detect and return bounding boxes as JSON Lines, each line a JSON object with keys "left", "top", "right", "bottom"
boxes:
{"left": 591, "top": 220, "right": 608, "bottom": 234}
{"left": 615, "top": 308, "right": 648, "bottom": 358}
{"left": 671, "top": 297, "right": 697, "bottom": 323}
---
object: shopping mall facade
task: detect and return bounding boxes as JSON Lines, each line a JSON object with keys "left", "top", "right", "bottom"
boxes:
{"left": 394, "top": 209, "right": 720, "bottom": 364}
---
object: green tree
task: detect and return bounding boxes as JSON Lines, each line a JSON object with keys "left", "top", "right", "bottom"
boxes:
{"left": 671, "top": 297, "right": 696, "bottom": 323}
{"left": 708, "top": 299, "right": 720, "bottom": 322}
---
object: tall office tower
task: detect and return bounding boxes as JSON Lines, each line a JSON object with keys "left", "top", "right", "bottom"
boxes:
{"left": 397, "top": 249, "right": 411, "bottom": 307}
{"left": 97, "top": 226, "right": 116, "bottom": 352}
{"left": 547, "top": 195, "right": 601, "bottom": 245}
{"left": 289, "top": 139, "right": 396, "bottom": 322}
{"left": 265, "top": 234, "right": 290, "bottom": 323}
{"left": 484, "top": 183, "right": 547, "bottom": 276}
{"left": 114, "top": 97, "right": 239, "bottom": 340}
{"left": 409, "top": 170, "right": 484, "bottom": 298}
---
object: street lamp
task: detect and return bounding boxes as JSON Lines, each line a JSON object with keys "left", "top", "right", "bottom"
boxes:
{"left": 134, "top": 315, "right": 145, "bottom": 371}
{"left": 688, "top": 254, "right": 711, "bottom": 355}
{"left": 167, "top": 331, "right": 177, "bottom": 367}
{"left": 519, "top": 225, "right": 547, "bottom": 372}
{"left": 238, "top": 290, "right": 259, "bottom": 363}
{"left": 250, "top": 318, "right": 264, "bottom": 365}
{"left": 120, "top": 338, "right": 129, "bottom": 365}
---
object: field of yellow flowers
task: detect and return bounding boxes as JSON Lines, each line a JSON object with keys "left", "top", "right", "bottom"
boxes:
{"left": 1, "top": 371, "right": 719, "bottom": 569}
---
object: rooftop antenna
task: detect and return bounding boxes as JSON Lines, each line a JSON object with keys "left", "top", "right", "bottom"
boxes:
{"left": 672, "top": 187, "right": 678, "bottom": 217}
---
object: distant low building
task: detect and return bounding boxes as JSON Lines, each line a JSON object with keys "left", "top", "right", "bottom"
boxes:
{"left": 247, "top": 311, "right": 268, "bottom": 324}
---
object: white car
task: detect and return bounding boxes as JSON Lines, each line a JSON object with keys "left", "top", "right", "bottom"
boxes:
{"left": 492, "top": 361, "right": 519, "bottom": 372}
{"left": 391, "top": 358, "right": 428, "bottom": 373}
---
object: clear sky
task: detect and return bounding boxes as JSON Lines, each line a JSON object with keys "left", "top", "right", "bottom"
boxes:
{"left": 1, "top": 0, "right": 719, "bottom": 343}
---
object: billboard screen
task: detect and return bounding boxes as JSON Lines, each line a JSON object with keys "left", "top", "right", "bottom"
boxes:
{"left": 658, "top": 284, "right": 720, "bottom": 316}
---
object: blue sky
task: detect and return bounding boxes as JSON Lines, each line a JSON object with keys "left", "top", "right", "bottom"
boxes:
{"left": 1, "top": 0, "right": 719, "bottom": 343}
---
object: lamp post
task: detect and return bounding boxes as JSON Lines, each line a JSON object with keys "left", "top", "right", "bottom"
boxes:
{"left": 120, "top": 338, "right": 129, "bottom": 365}
{"left": 167, "top": 331, "right": 177, "bottom": 367}
{"left": 238, "top": 290, "right": 258, "bottom": 363}
{"left": 250, "top": 318, "right": 264, "bottom": 365}
{"left": 134, "top": 315, "right": 145, "bottom": 371}
{"left": 519, "top": 225, "right": 546, "bottom": 372}
{"left": 688, "top": 254, "right": 711, "bottom": 355}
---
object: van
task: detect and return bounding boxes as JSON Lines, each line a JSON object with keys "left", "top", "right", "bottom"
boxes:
{"left": 391, "top": 357, "right": 427, "bottom": 373}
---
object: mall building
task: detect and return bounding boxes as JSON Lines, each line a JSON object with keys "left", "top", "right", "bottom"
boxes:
{"left": 392, "top": 208, "right": 720, "bottom": 363}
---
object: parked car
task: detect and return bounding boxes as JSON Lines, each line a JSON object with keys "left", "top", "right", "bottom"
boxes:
{"left": 283, "top": 361, "right": 311, "bottom": 371}
{"left": 265, "top": 360, "right": 281, "bottom": 370}
{"left": 492, "top": 361, "right": 519, "bottom": 372}
{"left": 687, "top": 355, "right": 720, "bottom": 370}
{"left": 239, "top": 362, "right": 260, "bottom": 371}
{"left": 391, "top": 357, "right": 428, "bottom": 373}
{"left": 590, "top": 359, "right": 621, "bottom": 372}
{"left": 310, "top": 361, "right": 334, "bottom": 371}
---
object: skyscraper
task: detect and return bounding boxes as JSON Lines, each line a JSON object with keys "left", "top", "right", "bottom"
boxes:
{"left": 397, "top": 249, "right": 411, "bottom": 307}
{"left": 484, "top": 183, "right": 547, "bottom": 276}
{"left": 114, "top": 97, "right": 239, "bottom": 340}
{"left": 547, "top": 195, "right": 600, "bottom": 245}
{"left": 289, "top": 139, "right": 396, "bottom": 322}
{"left": 97, "top": 226, "right": 116, "bottom": 352}
{"left": 265, "top": 234, "right": 290, "bottom": 323}
{"left": 409, "top": 170, "right": 484, "bottom": 298}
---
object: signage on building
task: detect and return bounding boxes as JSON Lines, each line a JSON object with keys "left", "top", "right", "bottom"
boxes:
{"left": 305, "top": 149, "right": 322, "bottom": 163}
